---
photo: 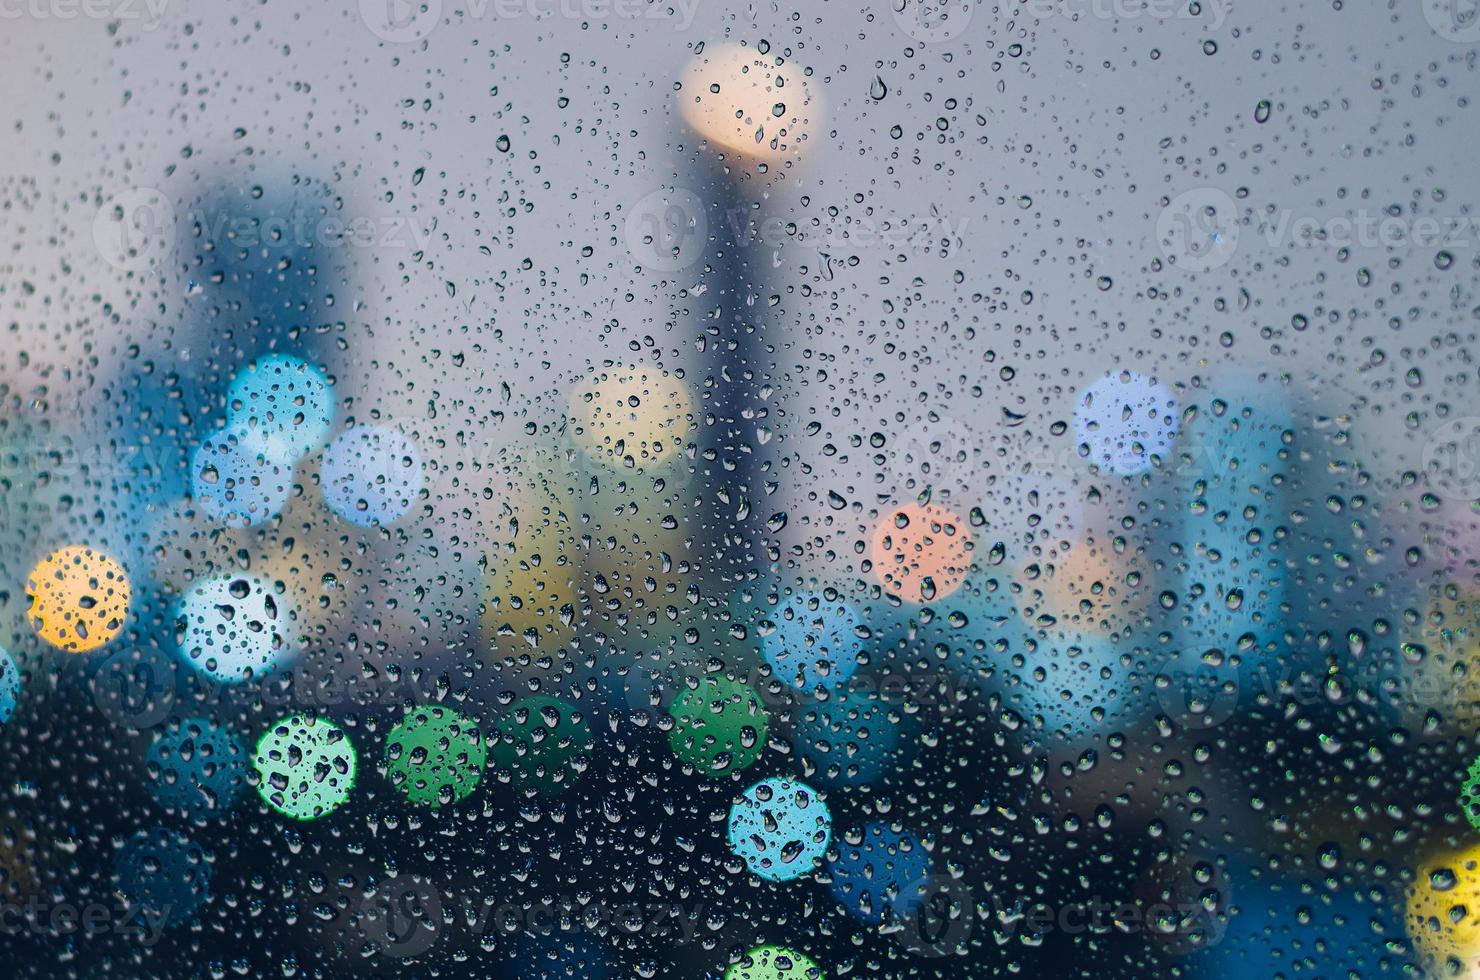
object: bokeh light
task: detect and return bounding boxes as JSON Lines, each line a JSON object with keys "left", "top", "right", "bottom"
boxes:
{"left": 144, "top": 716, "right": 248, "bottom": 818}
{"left": 1191, "top": 865, "right": 1371, "bottom": 978}
{"left": 727, "top": 776, "right": 832, "bottom": 882}
{"left": 0, "top": 647, "right": 18, "bottom": 724}
{"left": 113, "top": 827, "right": 211, "bottom": 929}
{"left": 827, "top": 823, "right": 931, "bottom": 925}
{"left": 677, "top": 44, "right": 822, "bottom": 162}
{"left": 1073, "top": 371, "right": 1179, "bottom": 475}
{"left": 190, "top": 424, "right": 296, "bottom": 528}
{"left": 1464, "top": 756, "right": 1480, "bottom": 831}
{"left": 321, "top": 423, "right": 423, "bottom": 526}
{"left": 226, "top": 354, "right": 334, "bottom": 462}
{"left": 566, "top": 365, "right": 694, "bottom": 471}
{"left": 384, "top": 706, "right": 486, "bottom": 808}
{"left": 761, "top": 592, "right": 863, "bottom": 692}
{"left": 176, "top": 574, "right": 294, "bottom": 683}
{"left": 725, "top": 944, "right": 825, "bottom": 979}
{"left": 1408, "top": 842, "right": 1480, "bottom": 973}
{"left": 482, "top": 481, "right": 578, "bottom": 648}
{"left": 870, "top": 502, "right": 971, "bottom": 603}
{"left": 487, "top": 695, "right": 591, "bottom": 796}
{"left": 26, "top": 545, "right": 131, "bottom": 653}
{"left": 253, "top": 714, "right": 357, "bottom": 820}
{"left": 1018, "top": 543, "right": 1135, "bottom": 635}
{"left": 999, "top": 631, "right": 1126, "bottom": 740}
{"left": 667, "top": 673, "right": 769, "bottom": 777}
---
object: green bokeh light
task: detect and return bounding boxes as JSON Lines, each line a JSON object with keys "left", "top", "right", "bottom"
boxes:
{"left": 1463, "top": 756, "right": 1480, "bottom": 831}
{"left": 385, "top": 706, "right": 486, "bottom": 808}
{"left": 488, "top": 694, "right": 591, "bottom": 795}
{"left": 253, "top": 714, "right": 357, "bottom": 821}
{"left": 725, "top": 945, "right": 824, "bottom": 979}
{"left": 667, "top": 674, "right": 769, "bottom": 776}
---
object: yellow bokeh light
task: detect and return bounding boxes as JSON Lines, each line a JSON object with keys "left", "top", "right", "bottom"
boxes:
{"left": 567, "top": 366, "right": 694, "bottom": 471}
{"left": 483, "top": 476, "right": 579, "bottom": 648}
{"left": 26, "top": 545, "right": 131, "bottom": 653}
{"left": 677, "top": 44, "right": 822, "bottom": 163}
{"left": 1408, "top": 842, "right": 1480, "bottom": 974}
{"left": 1019, "top": 544, "right": 1134, "bottom": 635}
{"left": 1402, "top": 589, "right": 1480, "bottom": 729}
{"left": 871, "top": 502, "right": 971, "bottom": 603}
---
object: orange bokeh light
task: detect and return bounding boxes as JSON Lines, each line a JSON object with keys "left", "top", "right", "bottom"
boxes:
{"left": 871, "top": 503, "right": 972, "bottom": 602}
{"left": 26, "top": 545, "right": 131, "bottom": 653}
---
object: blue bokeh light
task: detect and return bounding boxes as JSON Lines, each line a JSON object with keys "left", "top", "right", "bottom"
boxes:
{"left": 145, "top": 716, "right": 248, "bottom": 818}
{"left": 761, "top": 591, "right": 863, "bottom": 692}
{"left": 321, "top": 424, "right": 423, "bottom": 527}
{"left": 828, "top": 823, "right": 932, "bottom": 924}
{"left": 227, "top": 354, "right": 334, "bottom": 462}
{"left": 0, "top": 647, "right": 18, "bottom": 724}
{"left": 191, "top": 424, "right": 294, "bottom": 528}
{"left": 1073, "top": 371, "right": 1179, "bottom": 475}
{"left": 113, "top": 827, "right": 211, "bottom": 929}
{"left": 727, "top": 776, "right": 832, "bottom": 882}
{"left": 176, "top": 575, "right": 293, "bottom": 683}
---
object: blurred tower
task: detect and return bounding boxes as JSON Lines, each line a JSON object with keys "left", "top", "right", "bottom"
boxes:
{"left": 92, "top": 171, "right": 352, "bottom": 587}
{"left": 1167, "top": 372, "right": 1292, "bottom": 728}
{"left": 674, "top": 43, "right": 822, "bottom": 606}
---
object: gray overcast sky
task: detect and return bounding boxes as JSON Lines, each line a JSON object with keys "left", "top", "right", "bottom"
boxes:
{"left": 3, "top": 0, "right": 1477, "bottom": 535}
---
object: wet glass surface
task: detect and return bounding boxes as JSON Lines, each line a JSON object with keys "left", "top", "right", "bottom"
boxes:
{"left": 3, "top": 1, "right": 1480, "bottom": 977}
